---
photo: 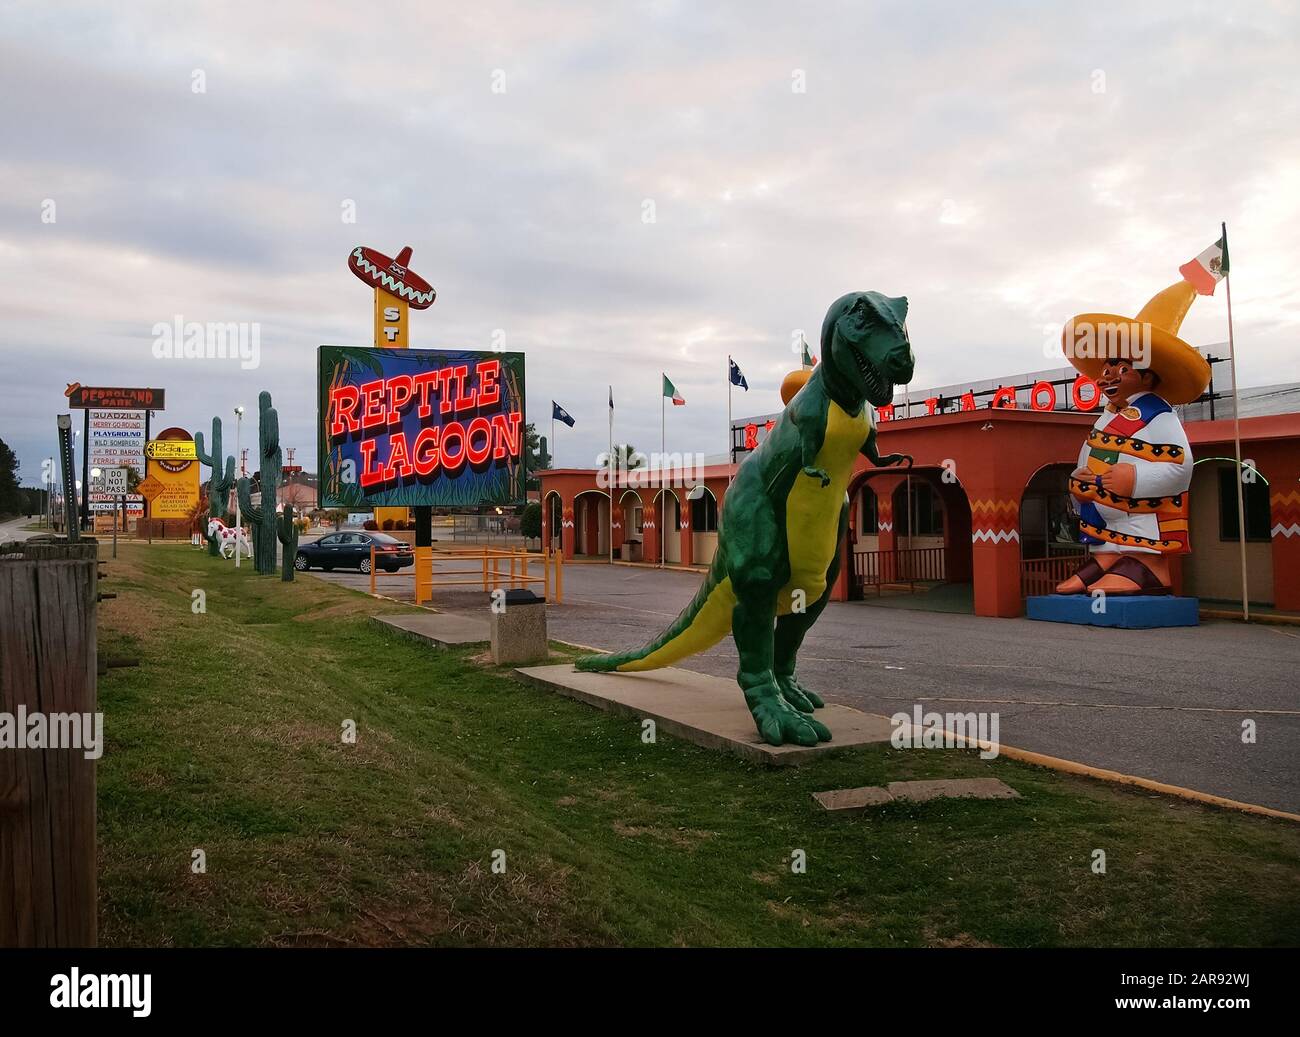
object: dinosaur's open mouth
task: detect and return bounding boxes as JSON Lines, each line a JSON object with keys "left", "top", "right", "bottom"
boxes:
{"left": 853, "top": 350, "right": 893, "bottom": 406}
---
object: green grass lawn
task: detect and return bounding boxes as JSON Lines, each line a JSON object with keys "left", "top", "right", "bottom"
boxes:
{"left": 95, "top": 542, "right": 1300, "bottom": 947}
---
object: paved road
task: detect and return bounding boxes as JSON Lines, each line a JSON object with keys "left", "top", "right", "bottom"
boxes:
{"left": 311, "top": 560, "right": 1300, "bottom": 813}
{"left": 0, "top": 517, "right": 45, "bottom": 543}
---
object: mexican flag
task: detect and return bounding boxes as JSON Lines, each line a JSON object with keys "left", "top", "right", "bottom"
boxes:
{"left": 662, "top": 374, "right": 685, "bottom": 406}
{"left": 1179, "top": 235, "right": 1229, "bottom": 296}
{"left": 800, "top": 334, "right": 816, "bottom": 368}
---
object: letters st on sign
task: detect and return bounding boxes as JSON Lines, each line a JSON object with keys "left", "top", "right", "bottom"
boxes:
{"left": 318, "top": 346, "right": 526, "bottom": 508}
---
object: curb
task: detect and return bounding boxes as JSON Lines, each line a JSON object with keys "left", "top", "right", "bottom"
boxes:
{"left": 937, "top": 729, "right": 1300, "bottom": 823}
{"left": 1199, "top": 608, "right": 1300, "bottom": 627}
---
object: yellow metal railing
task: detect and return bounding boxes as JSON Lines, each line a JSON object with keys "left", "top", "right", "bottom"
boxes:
{"left": 369, "top": 543, "right": 563, "bottom": 605}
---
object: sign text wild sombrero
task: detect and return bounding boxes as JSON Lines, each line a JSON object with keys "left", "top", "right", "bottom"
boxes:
{"left": 317, "top": 346, "right": 526, "bottom": 508}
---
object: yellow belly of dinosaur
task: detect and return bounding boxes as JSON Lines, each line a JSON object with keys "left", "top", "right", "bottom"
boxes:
{"left": 778, "top": 402, "right": 870, "bottom": 614}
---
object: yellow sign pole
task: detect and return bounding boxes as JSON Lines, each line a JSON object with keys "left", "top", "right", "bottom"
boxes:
{"left": 372, "top": 289, "right": 411, "bottom": 534}
{"left": 374, "top": 287, "right": 410, "bottom": 349}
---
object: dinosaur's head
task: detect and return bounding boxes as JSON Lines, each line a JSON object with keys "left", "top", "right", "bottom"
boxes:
{"left": 820, "top": 292, "right": 915, "bottom": 409}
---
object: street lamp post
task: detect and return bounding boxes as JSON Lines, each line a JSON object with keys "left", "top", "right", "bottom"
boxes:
{"left": 234, "top": 405, "right": 245, "bottom": 568}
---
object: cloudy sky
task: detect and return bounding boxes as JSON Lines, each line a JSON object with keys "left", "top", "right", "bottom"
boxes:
{"left": 2, "top": 0, "right": 1297, "bottom": 485}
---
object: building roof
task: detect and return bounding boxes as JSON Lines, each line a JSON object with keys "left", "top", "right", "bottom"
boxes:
{"left": 1187, "top": 411, "right": 1300, "bottom": 446}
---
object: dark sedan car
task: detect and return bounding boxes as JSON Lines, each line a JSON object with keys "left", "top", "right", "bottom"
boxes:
{"left": 294, "top": 531, "right": 414, "bottom": 573}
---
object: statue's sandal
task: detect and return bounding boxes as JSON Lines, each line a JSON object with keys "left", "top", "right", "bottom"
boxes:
{"left": 1092, "top": 555, "right": 1172, "bottom": 597}
{"left": 1059, "top": 557, "right": 1107, "bottom": 593}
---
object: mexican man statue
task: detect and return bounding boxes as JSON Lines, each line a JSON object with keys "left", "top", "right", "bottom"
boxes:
{"left": 1056, "top": 278, "right": 1213, "bottom": 596}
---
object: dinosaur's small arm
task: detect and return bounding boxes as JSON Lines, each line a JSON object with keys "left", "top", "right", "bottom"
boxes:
{"left": 861, "top": 427, "right": 912, "bottom": 469}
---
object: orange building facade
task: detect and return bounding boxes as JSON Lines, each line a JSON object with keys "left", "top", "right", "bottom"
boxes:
{"left": 539, "top": 408, "right": 1300, "bottom": 618}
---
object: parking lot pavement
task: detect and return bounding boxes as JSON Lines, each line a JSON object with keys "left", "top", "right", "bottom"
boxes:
{"left": 313, "top": 557, "right": 1300, "bottom": 814}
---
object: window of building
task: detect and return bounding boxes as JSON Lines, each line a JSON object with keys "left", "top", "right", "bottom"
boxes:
{"left": 691, "top": 491, "right": 718, "bottom": 532}
{"left": 894, "top": 481, "right": 944, "bottom": 537}
{"left": 1218, "top": 466, "right": 1271, "bottom": 542}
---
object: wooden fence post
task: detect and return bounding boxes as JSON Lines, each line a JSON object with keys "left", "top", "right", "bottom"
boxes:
{"left": 0, "top": 539, "right": 98, "bottom": 947}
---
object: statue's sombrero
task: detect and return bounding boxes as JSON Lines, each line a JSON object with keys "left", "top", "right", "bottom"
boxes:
{"left": 1062, "top": 280, "right": 1212, "bottom": 405}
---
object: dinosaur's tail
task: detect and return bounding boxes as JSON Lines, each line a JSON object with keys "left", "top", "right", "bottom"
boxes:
{"left": 575, "top": 548, "right": 736, "bottom": 673}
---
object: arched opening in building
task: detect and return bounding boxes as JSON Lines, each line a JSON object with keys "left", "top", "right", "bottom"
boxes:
{"left": 1020, "top": 463, "right": 1083, "bottom": 559}
{"left": 846, "top": 467, "right": 972, "bottom": 608}
{"left": 1018, "top": 463, "right": 1087, "bottom": 596}
{"left": 619, "top": 490, "right": 644, "bottom": 561}
{"left": 573, "top": 490, "right": 610, "bottom": 557}
{"left": 545, "top": 492, "right": 563, "bottom": 554}
{"left": 652, "top": 489, "right": 681, "bottom": 564}
{"left": 688, "top": 485, "right": 719, "bottom": 565}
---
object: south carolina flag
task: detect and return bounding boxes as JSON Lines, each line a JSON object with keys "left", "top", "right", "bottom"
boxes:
{"left": 1179, "top": 235, "right": 1229, "bottom": 296}
{"left": 662, "top": 374, "right": 685, "bottom": 405}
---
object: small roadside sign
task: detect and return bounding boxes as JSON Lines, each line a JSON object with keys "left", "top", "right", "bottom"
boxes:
{"left": 102, "top": 467, "right": 129, "bottom": 495}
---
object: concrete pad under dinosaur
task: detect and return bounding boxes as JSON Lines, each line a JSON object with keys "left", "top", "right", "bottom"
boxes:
{"left": 372, "top": 612, "right": 489, "bottom": 646}
{"left": 514, "top": 663, "right": 895, "bottom": 766}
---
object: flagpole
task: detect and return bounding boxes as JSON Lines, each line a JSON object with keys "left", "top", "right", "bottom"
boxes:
{"left": 661, "top": 375, "right": 666, "bottom": 568}
{"left": 548, "top": 412, "right": 554, "bottom": 555}
{"left": 608, "top": 385, "right": 614, "bottom": 567}
{"left": 1223, "top": 222, "right": 1249, "bottom": 621}
{"left": 727, "top": 355, "right": 733, "bottom": 487}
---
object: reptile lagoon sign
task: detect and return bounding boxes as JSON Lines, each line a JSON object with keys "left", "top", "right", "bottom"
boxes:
{"left": 317, "top": 345, "right": 526, "bottom": 508}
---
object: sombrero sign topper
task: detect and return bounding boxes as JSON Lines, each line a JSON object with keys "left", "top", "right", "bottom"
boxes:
{"left": 348, "top": 244, "right": 436, "bottom": 349}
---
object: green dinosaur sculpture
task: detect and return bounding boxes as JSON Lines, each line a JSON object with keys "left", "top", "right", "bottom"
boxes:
{"left": 277, "top": 502, "right": 299, "bottom": 582}
{"left": 576, "top": 292, "right": 916, "bottom": 746}
{"left": 235, "top": 391, "right": 283, "bottom": 576}
{"left": 194, "top": 417, "right": 236, "bottom": 558}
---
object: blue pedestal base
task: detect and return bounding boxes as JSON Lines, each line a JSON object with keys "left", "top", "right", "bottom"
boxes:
{"left": 1026, "top": 594, "right": 1199, "bottom": 629}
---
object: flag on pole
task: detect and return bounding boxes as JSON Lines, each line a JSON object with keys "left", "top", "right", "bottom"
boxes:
{"left": 799, "top": 334, "right": 816, "bottom": 368}
{"left": 662, "top": 374, "right": 685, "bottom": 406}
{"left": 1179, "top": 236, "right": 1229, "bottom": 296}
{"left": 609, "top": 387, "right": 614, "bottom": 412}
{"left": 552, "top": 401, "right": 575, "bottom": 427}
{"left": 729, "top": 358, "right": 749, "bottom": 390}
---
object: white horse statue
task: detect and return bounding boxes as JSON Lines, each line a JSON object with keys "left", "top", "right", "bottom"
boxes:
{"left": 207, "top": 518, "right": 252, "bottom": 560}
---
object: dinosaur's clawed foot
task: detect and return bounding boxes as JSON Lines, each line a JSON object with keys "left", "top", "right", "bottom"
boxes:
{"left": 775, "top": 673, "right": 825, "bottom": 713}
{"left": 745, "top": 682, "right": 832, "bottom": 746}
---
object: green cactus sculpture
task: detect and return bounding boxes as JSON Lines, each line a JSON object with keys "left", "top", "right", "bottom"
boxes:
{"left": 236, "top": 391, "right": 284, "bottom": 576}
{"left": 194, "top": 417, "right": 236, "bottom": 558}
{"left": 277, "top": 502, "right": 299, "bottom": 582}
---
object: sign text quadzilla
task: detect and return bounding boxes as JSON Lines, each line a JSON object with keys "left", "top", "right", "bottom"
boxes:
{"left": 317, "top": 345, "right": 526, "bottom": 508}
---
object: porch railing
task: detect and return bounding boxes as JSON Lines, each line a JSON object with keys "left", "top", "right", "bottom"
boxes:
{"left": 852, "top": 547, "right": 946, "bottom": 593}
{"left": 1020, "top": 548, "right": 1090, "bottom": 598}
